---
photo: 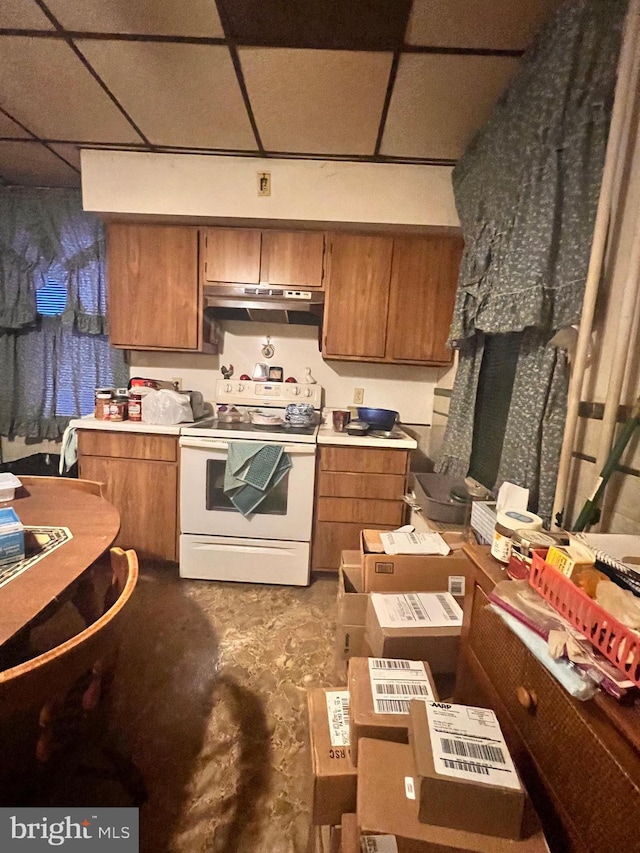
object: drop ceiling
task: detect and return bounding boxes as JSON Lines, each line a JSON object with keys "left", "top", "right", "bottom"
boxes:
{"left": 0, "top": 0, "right": 563, "bottom": 187}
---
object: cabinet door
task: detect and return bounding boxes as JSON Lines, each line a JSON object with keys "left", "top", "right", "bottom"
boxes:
{"left": 79, "top": 455, "right": 177, "bottom": 561}
{"left": 107, "top": 224, "right": 199, "bottom": 350}
{"left": 386, "top": 234, "right": 463, "bottom": 364}
{"left": 312, "top": 521, "right": 396, "bottom": 572}
{"left": 261, "top": 230, "right": 325, "bottom": 288}
{"left": 323, "top": 234, "right": 393, "bottom": 359}
{"left": 202, "top": 227, "right": 261, "bottom": 283}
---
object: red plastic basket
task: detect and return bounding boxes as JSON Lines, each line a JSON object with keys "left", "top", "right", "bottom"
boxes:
{"left": 529, "top": 550, "right": 640, "bottom": 687}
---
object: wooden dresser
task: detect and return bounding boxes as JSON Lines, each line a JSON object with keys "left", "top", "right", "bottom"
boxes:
{"left": 455, "top": 545, "right": 640, "bottom": 853}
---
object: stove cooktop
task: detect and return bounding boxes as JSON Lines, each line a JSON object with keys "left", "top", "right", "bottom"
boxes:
{"left": 180, "top": 416, "right": 320, "bottom": 443}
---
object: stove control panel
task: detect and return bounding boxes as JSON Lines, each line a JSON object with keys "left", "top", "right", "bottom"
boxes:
{"left": 215, "top": 379, "right": 323, "bottom": 408}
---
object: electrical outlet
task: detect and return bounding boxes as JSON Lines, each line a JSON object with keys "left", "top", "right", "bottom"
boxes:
{"left": 353, "top": 388, "right": 364, "bottom": 405}
{"left": 171, "top": 377, "right": 182, "bottom": 390}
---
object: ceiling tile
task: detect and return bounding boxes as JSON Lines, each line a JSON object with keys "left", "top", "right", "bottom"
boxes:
{"left": 0, "top": 110, "right": 30, "bottom": 138}
{"left": 0, "top": 0, "right": 55, "bottom": 29}
{"left": 222, "top": 0, "right": 411, "bottom": 50}
{"left": 43, "top": 0, "right": 224, "bottom": 38}
{"left": 0, "top": 141, "right": 80, "bottom": 186}
{"left": 239, "top": 48, "right": 392, "bottom": 155}
{"left": 406, "top": 0, "right": 562, "bottom": 51}
{"left": 0, "top": 37, "right": 142, "bottom": 143}
{"left": 381, "top": 54, "right": 519, "bottom": 160}
{"left": 78, "top": 41, "right": 256, "bottom": 149}
{"left": 48, "top": 142, "right": 81, "bottom": 168}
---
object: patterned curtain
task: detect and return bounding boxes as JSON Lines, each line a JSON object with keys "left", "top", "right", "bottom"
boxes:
{"left": 0, "top": 188, "right": 127, "bottom": 439}
{"left": 436, "top": 0, "right": 626, "bottom": 521}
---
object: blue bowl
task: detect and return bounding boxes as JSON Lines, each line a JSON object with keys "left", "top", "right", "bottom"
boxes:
{"left": 357, "top": 407, "right": 398, "bottom": 431}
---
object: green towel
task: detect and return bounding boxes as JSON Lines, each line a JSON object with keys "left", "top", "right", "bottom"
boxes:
{"left": 223, "top": 442, "right": 291, "bottom": 516}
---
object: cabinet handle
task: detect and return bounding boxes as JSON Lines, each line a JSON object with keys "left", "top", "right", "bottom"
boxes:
{"left": 516, "top": 686, "right": 538, "bottom": 711}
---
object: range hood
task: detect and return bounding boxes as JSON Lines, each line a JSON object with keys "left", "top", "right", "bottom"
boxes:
{"left": 204, "top": 284, "right": 324, "bottom": 325}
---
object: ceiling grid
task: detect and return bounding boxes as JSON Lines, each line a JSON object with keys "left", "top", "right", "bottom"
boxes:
{"left": 0, "top": 0, "right": 562, "bottom": 186}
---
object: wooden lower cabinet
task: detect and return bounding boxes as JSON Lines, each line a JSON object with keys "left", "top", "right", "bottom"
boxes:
{"left": 457, "top": 545, "right": 640, "bottom": 853}
{"left": 78, "top": 431, "right": 179, "bottom": 562}
{"left": 311, "top": 445, "right": 409, "bottom": 572}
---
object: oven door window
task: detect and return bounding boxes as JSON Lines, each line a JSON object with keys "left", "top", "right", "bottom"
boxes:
{"left": 205, "top": 459, "right": 289, "bottom": 515}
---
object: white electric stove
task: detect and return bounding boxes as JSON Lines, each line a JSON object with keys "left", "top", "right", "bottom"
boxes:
{"left": 179, "top": 379, "right": 323, "bottom": 586}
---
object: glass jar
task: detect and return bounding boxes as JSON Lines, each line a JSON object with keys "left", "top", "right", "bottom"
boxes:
{"left": 128, "top": 392, "right": 142, "bottom": 422}
{"left": 109, "top": 394, "right": 128, "bottom": 421}
{"left": 94, "top": 388, "right": 112, "bottom": 420}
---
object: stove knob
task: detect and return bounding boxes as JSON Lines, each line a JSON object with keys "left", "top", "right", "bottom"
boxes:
{"left": 292, "top": 387, "right": 300, "bottom": 396}
{"left": 225, "top": 383, "right": 232, "bottom": 392}
{"left": 304, "top": 388, "right": 312, "bottom": 397}
{"left": 238, "top": 383, "right": 245, "bottom": 392}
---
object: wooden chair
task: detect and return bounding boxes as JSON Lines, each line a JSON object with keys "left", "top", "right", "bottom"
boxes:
{"left": 0, "top": 548, "right": 138, "bottom": 761}
{"left": 18, "top": 475, "right": 105, "bottom": 498}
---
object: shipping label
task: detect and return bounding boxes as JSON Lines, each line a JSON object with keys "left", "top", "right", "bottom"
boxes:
{"left": 368, "top": 658, "right": 435, "bottom": 714}
{"left": 371, "top": 592, "right": 463, "bottom": 629}
{"left": 448, "top": 575, "right": 465, "bottom": 597}
{"left": 325, "top": 690, "right": 350, "bottom": 747}
{"left": 426, "top": 702, "right": 521, "bottom": 790}
{"left": 361, "top": 836, "right": 399, "bottom": 853}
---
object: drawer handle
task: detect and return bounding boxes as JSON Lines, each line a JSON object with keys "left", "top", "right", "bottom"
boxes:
{"left": 516, "top": 686, "right": 538, "bottom": 711}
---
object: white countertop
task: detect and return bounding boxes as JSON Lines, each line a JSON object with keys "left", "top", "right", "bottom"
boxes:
{"left": 69, "top": 415, "right": 211, "bottom": 436}
{"left": 317, "top": 423, "right": 417, "bottom": 449}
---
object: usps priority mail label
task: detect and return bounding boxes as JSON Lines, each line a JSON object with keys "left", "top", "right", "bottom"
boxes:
{"left": 0, "top": 808, "right": 138, "bottom": 850}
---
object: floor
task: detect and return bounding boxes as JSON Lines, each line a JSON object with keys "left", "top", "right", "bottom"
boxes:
{"left": 37, "top": 564, "right": 338, "bottom": 853}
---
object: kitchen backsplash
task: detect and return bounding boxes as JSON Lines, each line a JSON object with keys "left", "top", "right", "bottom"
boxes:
{"left": 129, "top": 321, "right": 447, "bottom": 425}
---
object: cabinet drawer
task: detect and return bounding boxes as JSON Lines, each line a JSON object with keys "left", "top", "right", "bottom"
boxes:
{"left": 312, "top": 521, "right": 395, "bottom": 571}
{"left": 467, "top": 586, "right": 528, "bottom": 717}
{"left": 317, "top": 471, "right": 405, "bottom": 500}
{"left": 320, "top": 446, "right": 407, "bottom": 475}
{"left": 316, "top": 497, "right": 404, "bottom": 526}
{"left": 78, "top": 431, "right": 178, "bottom": 462}
{"left": 513, "top": 651, "right": 640, "bottom": 851}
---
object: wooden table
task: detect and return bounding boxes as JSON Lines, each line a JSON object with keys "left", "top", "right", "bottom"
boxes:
{"left": 0, "top": 480, "right": 120, "bottom": 649}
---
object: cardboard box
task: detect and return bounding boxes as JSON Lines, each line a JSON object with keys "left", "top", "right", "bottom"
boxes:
{"left": 340, "top": 814, "right": 358, "bottom": 853}
{"left": 348, "top": 657, "right": 439, "bottom": 765}
{"left": 409, "top": 700, "right": 525, "bottom": 839}
{"left": 337, "top": 564, "right": 368, "bottom": 626}
{"left": 357, "top": 739, "right": 549, "bottom": 852}
{"left": 365, "top": 594, "right": 461, "bottom": 674}
{"left": 360, "top": 531, "right": 471, "bottom": 602}
{"left": 334, "top": 623, "right": 368, "bottom": 684}
{"left": 308, "top": 687, "right": 357, "bottom": 825}
{"left": 0, "top": 507, "right": 25, "bottom": 567}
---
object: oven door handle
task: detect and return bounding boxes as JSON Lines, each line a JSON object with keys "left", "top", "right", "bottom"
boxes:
{"left": 179, "top": 437, "right": 316, "bottom": 454}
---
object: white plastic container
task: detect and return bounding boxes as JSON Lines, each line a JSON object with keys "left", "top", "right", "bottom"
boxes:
{"left": 491, "top": 509, "right": 543, "bottom": 564}
{"left": 0, "top": 473, "right": 22, "bottom": 503}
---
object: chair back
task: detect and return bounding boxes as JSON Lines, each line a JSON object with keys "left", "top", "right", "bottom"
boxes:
{"left": 0, "top": 548, "right": 138, "bottom": 718}
{"left": 18, "top": 475, "right": 105, "bottom": 498}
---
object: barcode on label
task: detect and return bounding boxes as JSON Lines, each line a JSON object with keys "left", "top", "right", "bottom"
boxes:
{"left": 375, "top": 682, "right": 431, "bottom": 696}
{"left": 406, "top": 593, "right": 427, "bottom": 621}
{"left": 441, "top": 737, "right": 506, "bottom": 764}
{"left": 443, "top": 758, "right": 490, "bottom": 775}
{"left": 436, "top": 593, "right": 458, "bottom": 621}
{"left": 370, "top": 659, "right": 411, "bottom": 670}
{"left": 376, "top": 698, "right": 411, "bottom": 713}
{"left": 449, "top": 576, "right": 465, "bottom": 596}
{"left": 341, "top": 694, "right": 349, "bottom": 719}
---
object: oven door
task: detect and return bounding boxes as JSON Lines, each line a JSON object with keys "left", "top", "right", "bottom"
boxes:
{"left": 179, "top": 436, "right": 316, "bottom": 541}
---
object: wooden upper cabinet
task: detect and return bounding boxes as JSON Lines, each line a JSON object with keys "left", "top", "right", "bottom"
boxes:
{"left": 202, "top": 227, "right": 325, "bottom": 288}
{"left": 323, "top": 234, "right": 393, "bottom": 359}
{"left": 202, "top": 228, "right": 261, "bottom": 284}
{"left": 386, "top": 234, "right": 463, "bottom": 364}
{"left": 261, "top": 230, "right": 325, "bottom": 288}
{"left": 107, "top": 224, "right": 199, "bottom": 350}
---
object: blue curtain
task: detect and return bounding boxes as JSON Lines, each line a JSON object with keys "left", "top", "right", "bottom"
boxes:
{"left": 0, "top": 188, "right": 128, "bottom": 439}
